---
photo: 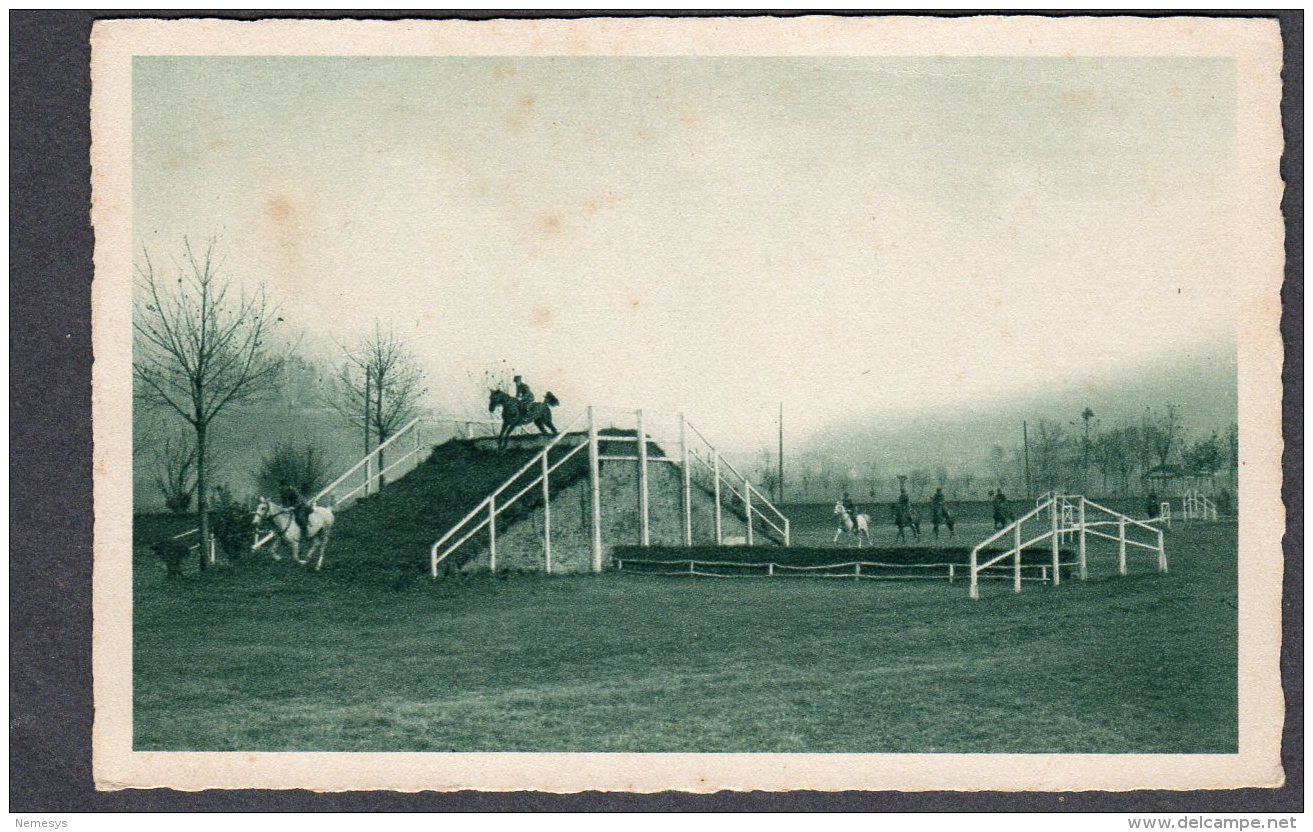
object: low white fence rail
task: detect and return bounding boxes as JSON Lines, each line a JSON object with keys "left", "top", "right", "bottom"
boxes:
{"left": 970, "top": 493, "right": 1166, "bottom": 599}
{"left": 616, "top": 557, "right": 1074, "bottom": 585}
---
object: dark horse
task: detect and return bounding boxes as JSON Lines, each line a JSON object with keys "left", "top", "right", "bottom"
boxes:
{"left": 931, "top": 503, "right": 955, "bottom": 540}
{"left": 488, "top": 389, "right": 560, "bottom": 450}
{"left": 893, "top": 502, "right": 921, "bottom": 543}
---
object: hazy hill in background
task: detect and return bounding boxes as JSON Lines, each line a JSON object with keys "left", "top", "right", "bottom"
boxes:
{"left": 789, "top": 342, "right": 1237, "bottom": 500}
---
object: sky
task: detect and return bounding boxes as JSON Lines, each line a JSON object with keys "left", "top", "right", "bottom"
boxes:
{"left": 134, "top": 56, "right": 1238, "bottom": 452}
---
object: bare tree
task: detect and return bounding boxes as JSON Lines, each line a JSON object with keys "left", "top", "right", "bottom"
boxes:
{"left": 1074, "top": 407, "right": 1098, "bottom": 492}
{"left": 1030, "top": 419, "right": 1067, "bottom": 492}
{"left": 133, "top": 238, "right": 284, "bottom": 571}
{"left": 149, "top": 425, "right": 198, "bottom": 514}
{"left": 987, "top": 444, "right": 1011, "bottom": 490}
{"left": 756, "top": 447, "right": 780, "bottom": 502}
{"left": 329, "top": 322, "right": 429, "bottom": 484}
{"left": 1144, "top": 405, "right": 1184, "bottom": 470}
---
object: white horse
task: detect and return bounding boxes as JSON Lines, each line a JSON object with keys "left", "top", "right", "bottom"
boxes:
{"left": 833, "top": 502, "right": 871, "bottom": 547}
{"left": 253, "top": 497, "right": 335, "bottom": 571}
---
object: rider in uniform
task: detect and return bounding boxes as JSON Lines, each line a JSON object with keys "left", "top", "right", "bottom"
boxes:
{"left": 513, "top": 375, "right": 535, "bottom": 408}
{"left": 930, "top": 487, "right": 946, "bottom": 523}
{"left": 991, "top": 489, "right": 1008, "bottom": 529}
{"left": 279, "top": 485, "right": 312, "bottom": 539}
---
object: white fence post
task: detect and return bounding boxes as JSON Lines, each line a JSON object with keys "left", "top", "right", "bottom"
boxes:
{"left": 466, "top": 422, "right": 475, "bottom": 440}
{"left": 744, "top": 479, "right": 754, "bottom": 546}
{"left": 542, "top": 452, "right": 552, "bottom": 575}
{"left": 1013, "top": 520, "right": 1022, "bottom": 594}
{"left": 1118, "top": 516, "right": 1127, "bottom": 576}
{"left": 588, "top": 406, "right": 602, "bottom": 573}
{"left": 784, "top": 517, "right": 791, "bottom": 548}
{"left": 1050, "top": 495, "right": 1061, "bottom": 587}
{"left": 637, "top": 409, "right": 650, "bottom": 547}
{"left": 1157, "top": 528, "right": 1168, "bottom": 573}
{"left": 488, "top": 497, "right": 497, "bottom": 572}
{"left": 970, "top": 547, "right": 980, "bottom": 600}
{"left": 712, "top": 451, "right": 723, "bottom": 545}
{"left": 1078, "top": 497, "right": 1088, "bottom": 581}
{"left": 680, "top": 413, "right": 692, "bottom": 546}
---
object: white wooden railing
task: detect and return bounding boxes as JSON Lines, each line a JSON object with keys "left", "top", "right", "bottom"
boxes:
{"left": 428, "top": 411, "right": 590, "bottom": 577}
{"left": 429, "top": 406, "right": 790, "bottom": 579}
{"left": 970, "top": 493, "right": 1166, "bottom": 599}
{"left": 251, "top": 416, "right": 428, "bottom": 551}
{"left": 1182, "top": 489, "right": 1219, "bottom": 521}
{"left": 616, "top": 557, "right": 1071, "bottom": 584}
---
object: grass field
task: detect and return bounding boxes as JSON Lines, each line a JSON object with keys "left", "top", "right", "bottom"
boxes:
{"left": 133, "top": 508, "right": 1236, "bottom": 753}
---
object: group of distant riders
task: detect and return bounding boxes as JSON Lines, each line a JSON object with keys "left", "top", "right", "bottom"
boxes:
{"left": 838, "top": 487, "right": 1015, "bottom": 539}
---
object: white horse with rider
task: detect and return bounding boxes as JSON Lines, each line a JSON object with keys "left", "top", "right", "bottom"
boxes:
{"left": 252, "top": 496, "right": 335, "bottom": 570}
{"left": 833, "top": 501, "right": 871, "bottom": 547}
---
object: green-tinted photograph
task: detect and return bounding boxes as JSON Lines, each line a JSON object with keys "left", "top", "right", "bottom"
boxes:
{"left": 129, "top": 52, "right": 1246, "bottom": 757}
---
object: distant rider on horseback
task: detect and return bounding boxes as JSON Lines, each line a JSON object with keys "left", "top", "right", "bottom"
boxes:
{"left": 991, "top": 489, "right": 1009, "bottom": 529}
{"left": 930, "top": 487, "right": 946, "bottom": 523}
{"left": 842, "top": 491, "right": 859, "bottom": 528}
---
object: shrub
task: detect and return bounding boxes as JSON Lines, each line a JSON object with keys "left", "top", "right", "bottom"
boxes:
{"left": 208, "top": 484, "right": 253, "bottom": 561}
{"left": 256, "top": 440, "right": 332, "bottom": 501}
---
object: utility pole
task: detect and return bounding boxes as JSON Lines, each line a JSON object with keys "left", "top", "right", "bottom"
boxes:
{"left": 1023, "top": 420, "right": 1032, "bottom": 500}
{"left": 363, "top": 364, "right": 372, "bottom": 458}
{"left": 778, "top": 402, "right": 785, "bottom": 504}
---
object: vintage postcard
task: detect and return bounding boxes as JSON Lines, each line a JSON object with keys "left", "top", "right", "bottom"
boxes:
{"left": 91, "top": 16, "right": 1287, "bottom": 793}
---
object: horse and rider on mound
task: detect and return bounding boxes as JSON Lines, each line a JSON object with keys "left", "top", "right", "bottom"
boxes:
{"left": 488, "top": 374, "right": 560, "bottom": 450}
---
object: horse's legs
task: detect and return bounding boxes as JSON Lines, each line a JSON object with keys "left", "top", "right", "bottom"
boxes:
{"left": 313, "top": 529, "right": 330, "bottom": 571}
{"left": 833, "top": 526, "right": 842, "bottom": 543}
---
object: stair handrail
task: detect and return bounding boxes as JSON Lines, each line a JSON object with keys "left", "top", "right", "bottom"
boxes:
{"left": 316, "top": 416, "right": 423, "bottom": 504}
{"left": 251, "top": 416, "right": 426, "bottom": 551}
{"left": 685, "top": 418, "right": 789, "bottom": 538}
{"left": 428, "top": 410, "right": 589, "bottom": 575}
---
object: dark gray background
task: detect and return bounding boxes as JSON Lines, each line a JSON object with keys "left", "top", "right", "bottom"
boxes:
{"left": 9, "top": 9, "right": 1302, "bottom": 812}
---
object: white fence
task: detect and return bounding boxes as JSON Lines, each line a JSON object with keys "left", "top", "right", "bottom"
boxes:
{"left": 970, "top": 493, "right": 1166, "bottom": 600}
{"left": 1182, "top": 489, "right": 1219, "bottom": 521}
{"left": 429, "top": 406, "right": 790, "bottom": 579}
{"left": 616, "top": 556, "right": 1072, "bottom": 584}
